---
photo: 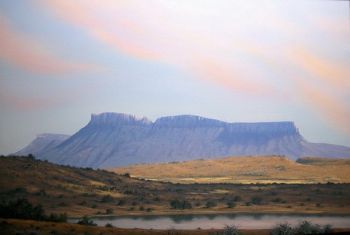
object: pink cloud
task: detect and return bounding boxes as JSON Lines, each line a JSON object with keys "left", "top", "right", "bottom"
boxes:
{"left": 294, "top": 76, "right": 350, "bottom": 134}
{"left": 0, "top": 90, "right": 61, "bottom": 111}
{"left": 39, "top": 0, "right": 160, "bottom": 61}
{"left": 36, "top": 0, "right": 349, "bottom": 133}
{"left": 0, "top": 15, "right": 98, "bottom": 74}
{"left": 289, "top": 47, "right": 350, "bottom": 91}
{"left": 38, "top": 0, "right": 281, "bottom": 96}
{"left": 189, "top": 58, "right": 274, "bottom": 96}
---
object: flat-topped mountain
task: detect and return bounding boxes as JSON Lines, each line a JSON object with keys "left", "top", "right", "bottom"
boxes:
{"left": 16, "top": 112, "right": 350, "bottom": 168}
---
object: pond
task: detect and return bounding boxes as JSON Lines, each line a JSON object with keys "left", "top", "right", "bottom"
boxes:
{"left": 69, "top": 214, "right": 350, "bottom": 229}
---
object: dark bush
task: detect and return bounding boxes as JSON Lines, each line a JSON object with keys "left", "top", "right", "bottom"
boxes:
{"left": 0, "top": 198, "right": 45, "bottom": 220}
{"left": 250, "top": 196, "right": 263, "bottom": 205}
{"left": 222, "top": 225, "right": 241, "bottom": 235}
{"left": 47, "top": 213, "right": 67, "bottom": 222}
{"left": 205, "top": 201, "right": 217, "bottom": 208}
{"left": 117, "top": 199, "right": 126, "bottom": 206}
{"left": 270, "top": 223, "right": 293, "bottom": 235}
{"left": 227, "top": 201, "right": 236, "bottom": 208}
{"left": 57, "top": 202, "right": 67, "bottom": 207}
{"left": 77, "top": 216, "right": 96, "bottom": 226}
{"left": 295, "top": 221, "right": 330, "bottom": 235}
{"left": 270, "top": 221, "right": 332, "bottom": 235}
{"left": 170, "top": 199, "right": 192, "bottom": 209}
{"left": 0, "top": 198, "right": 66, "bottom": 222}
{"left": 105, "top": 208, "right": 113, "bottom": 214}
{"left": 101, "top": 195, "right": 114, "bottom": 203}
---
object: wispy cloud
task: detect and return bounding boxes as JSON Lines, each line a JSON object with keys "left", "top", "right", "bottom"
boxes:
{"left": 0, "top": 15, "right": 98, "bottom": 74}
{"left": 39, "top": 0, "right": 160, "bottom": 61}
{"left": 294, "top": 76, "right": 350, "bottom": 134}
{"left": 0, "top": 89, "right": 61, "bottom": 111}
{"left": 289, "top": 47, "right": 350, "bottom": 91}
{"left": 36, "top": 0, "right": 350, "bottom": 133}
{"left": 38, "top": 0, "right": 280, "bottom": 95}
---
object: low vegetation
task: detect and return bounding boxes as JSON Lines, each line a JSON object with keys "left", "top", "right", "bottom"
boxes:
{"left": 1, "top": 155, "right": 350, "bottom": 220}
{"left": 0, "top": 198, "right": 67, "bottom": 222}
{"left": 170, "top": 199, "right": 192, "bottom": 209}
{"left": 270, "top": 221, "right": 332, "bottom": 235}
{"left": 222, "top": 225, "right": 241, "bottom": 235}
{"left": 77, "top": 216, "right": 97, "bottom": 226}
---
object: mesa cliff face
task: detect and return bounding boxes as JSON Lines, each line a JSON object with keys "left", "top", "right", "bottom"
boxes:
{"left": 16, "top": 112, "right": 350, "bottom": 168}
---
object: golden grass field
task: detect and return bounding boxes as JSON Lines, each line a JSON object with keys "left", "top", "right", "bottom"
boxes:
{"left": 112, "top": 156, "right": 350, "bottom": 184}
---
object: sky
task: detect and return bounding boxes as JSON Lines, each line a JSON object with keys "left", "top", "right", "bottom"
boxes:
{"left": 0, "top": 0, "right": 349, "bottom": 154}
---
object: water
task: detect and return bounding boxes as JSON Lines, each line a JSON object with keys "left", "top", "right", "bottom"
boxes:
{"left": 69, "top": 214, "right": 350, "bottom": 229}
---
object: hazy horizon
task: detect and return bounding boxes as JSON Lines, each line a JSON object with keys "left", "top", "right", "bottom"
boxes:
{"left": 1, "top": 0, "right": 349, "bottom": 154}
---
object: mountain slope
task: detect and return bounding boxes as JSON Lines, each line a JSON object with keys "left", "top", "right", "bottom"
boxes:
{"left": 17, "top": 112, "right": 350, "bottom": 168}
{"left": 15, "top": 134, "right": 70, "bottom": 156}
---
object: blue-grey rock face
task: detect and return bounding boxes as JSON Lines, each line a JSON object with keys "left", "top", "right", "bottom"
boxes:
{"left": 16, "top": 112, "right": 350, "bottom": 168}
{"left": 15, "top": 133, "right": 70, "bottom": 156}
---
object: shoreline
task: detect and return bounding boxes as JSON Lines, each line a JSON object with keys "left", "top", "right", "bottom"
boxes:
{"left": 68, "top": 209, "right": 350, "bottom": 219}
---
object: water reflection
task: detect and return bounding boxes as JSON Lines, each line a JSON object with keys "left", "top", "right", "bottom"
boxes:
{"left": 69, "top": 214, "right": 350, "bottom": 230}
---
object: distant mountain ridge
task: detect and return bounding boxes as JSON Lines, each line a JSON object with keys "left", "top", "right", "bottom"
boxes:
{"left": 15, "top": 112, "right": 350, "bottom": 168}
{"left": 15, "top": 133, "right": 70, "bottom": 157}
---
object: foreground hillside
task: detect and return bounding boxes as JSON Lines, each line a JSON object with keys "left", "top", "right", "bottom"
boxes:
{"left": 113, "top": 156, "right": 350, "bottom": 184}
{"left": 16, "top": 112, "right": 350, "bottom": 168}
{"left": 1, "top": 156, "right": 350, "bottom": 218}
